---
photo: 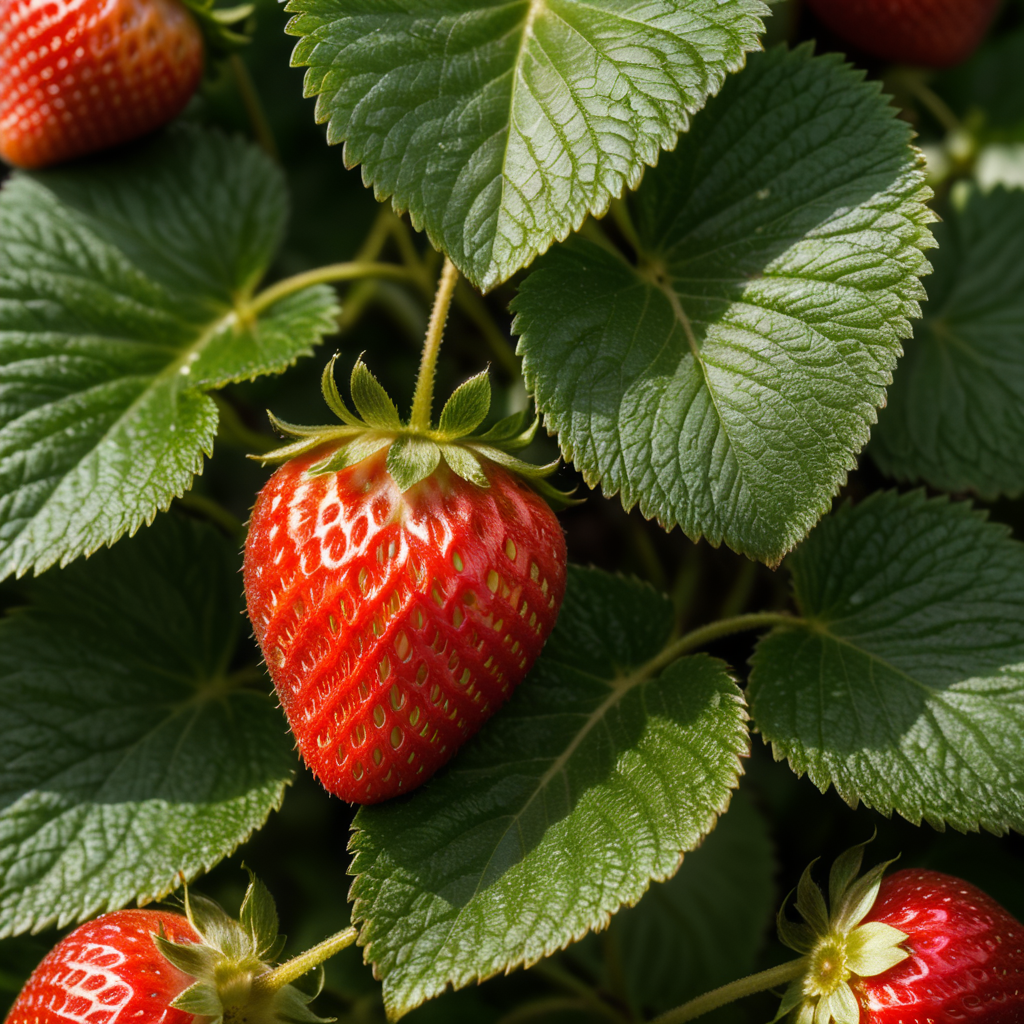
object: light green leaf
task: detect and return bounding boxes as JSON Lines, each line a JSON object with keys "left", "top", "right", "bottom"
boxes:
{"left": 514, "top": 45, "right": 935, "bottom": 565}
{"left": 349, "top": 566, "right": 748, "bottom": 1018}
{"left": 437, "top": 371, "right": 491, "bottom": 439}
{"left": 0, "top": 124, "right": 339, "bottom": 580}
{"left": 0, "top": 515, "right": 296, "bottom": 937}
{"left": 748, "top": 490, "right": 1024, "bottom": 833}
{"left": 871, "top": 187, "right": 1024, "bottom": 498}
{"left": 287, "top": 0, "right": 768, "bottom": 290}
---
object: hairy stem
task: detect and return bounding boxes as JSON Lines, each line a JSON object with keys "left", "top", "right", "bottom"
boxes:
{"left": 409, "top": 257, "right": 460, "bottom": 431}
{"left": 248, "top": 262, "right": 416, "bottom": 317}
{"left": 251, "top": 927, "right": 358, "bottom": 995}
{"left": 651, "top": 959, "right": 806, "bottom": 1024}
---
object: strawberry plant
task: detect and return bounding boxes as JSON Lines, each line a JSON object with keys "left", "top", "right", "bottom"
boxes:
{"left": 2, "top": 1, "right": 1024, "bottom": 1023}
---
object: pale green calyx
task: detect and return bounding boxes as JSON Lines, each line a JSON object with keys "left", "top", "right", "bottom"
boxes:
{"left": 254, "top": 354, "right": 574, "bottom": 506}
{"left": 774, "top": 842, "right": 909, "bottom": 1024}
{"left": 155, "top": 871, "right": 335, "bottom": 1024}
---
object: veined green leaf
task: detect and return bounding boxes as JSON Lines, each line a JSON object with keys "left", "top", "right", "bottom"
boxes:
{"left": 514, "top": 45, "right": 935, "bottom": 565}
{"left": 748, "top": 490, "right": 1024, "bottom": 833}
{"left": 0, "top": 125, "right": 339, "bottom": 580}
{"left": 0, "top": 515, "right": 296, "bottom": 937}
{"left": 350, "top": 566, "right": 748, "bottom": 1018}
{"left": 287, "top": 0, "right": 768, "bottom": 290}
{"left": 871, "top": 187, "right": 1024, "bottom": 498}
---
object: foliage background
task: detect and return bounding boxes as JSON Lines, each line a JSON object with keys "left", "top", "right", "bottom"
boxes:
{"left": 2, "top": 0, "right": 1024, "bottom": 1022}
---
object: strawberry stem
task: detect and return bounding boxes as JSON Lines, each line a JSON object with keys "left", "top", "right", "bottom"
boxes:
{"left": 250, "top": 926, "right": 358, "bottom": 996}
{"left": 248, "top": 262, "right": 417, "bottom": 317}
{"left": 652, "top": 959, "right": 806, "bottom": 1024}
{"left": 410, "top": 257, "right": 460, "bottom": 431}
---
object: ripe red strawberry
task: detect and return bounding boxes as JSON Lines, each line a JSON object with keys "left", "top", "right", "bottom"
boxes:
{"left": 5, "top": 874, "right": 346, "bottom": 1024}
{"left": 0, "top": 0, "right": 204, "bottom": 169}
{"left": 806, "top": 0, "right": 1000, "bottom": 68}
{"left": 5, "top": 910, "right": 200, "bottom": 1024}
{"left": 243, "top": 357, "right": 568, "bottom": 804}
{"left": 854, "top": 869, "right": 1024, "bottom": 1023}
{"left": 776, "top": 845, "right": 1024, "bottom": 1024}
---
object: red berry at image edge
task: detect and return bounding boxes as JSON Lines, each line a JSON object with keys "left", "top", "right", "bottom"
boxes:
{"left": 4, "top": 910, "right": 201, "bottom": 1024}
{"left": 245, "top": 448, "right": 567, "bottom": 805}
{"left": 0, "top": 0, "right": 204, "bottom": 169}
{"left": 805, "top": 0, "right": 1001, "bottom": 68}
{"left": 856, "top": 869, "right": 1024, "bottom": 1023}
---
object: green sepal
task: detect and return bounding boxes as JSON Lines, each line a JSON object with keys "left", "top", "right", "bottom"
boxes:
{"left": 153, "top": 934, "right": 222, "bottom": 979}
{"left": 437, "top": 371, "right": 491, "bottom": 439}
{"left": 833, "top": 859, "right": 896, "bottom": 934}
{"left": 473, "top": 409, "right": 536, "bottom": 449}
{"left": 441, "top": 444, "right": 489, "bottom": 488}
{"left": 267, "top": 412, "right": 340, "bottom": 440}
{"left": 350, "top": 359, "right": 402, "bottom": 430}
{"left": 187, "top": 891, "right": 245, "bottom": 957}
{"left": 777, "top": 893, "right": 815, "bottom": 954}
{"left": 239, "top": 867, "right": 282, "bottom": 961}
{"left": 771, "top": 980, "right": 806, "bottom": 1023}
{"left": 824, "top": 983, "right": 858, "bottom": 1024}
{"left": 170, "top": 981, "right": 226, "bottom": 1017}
{"left": 321, "top": 355, "right": 363, "bottom": 428}
{"left": 846, "top": 923, "right": 910, "bottom": 978}
{"left": 466, "top": 443, "right": 559, "bottom": 480}
{"left": 309, "top": 435, "right": 391, "bottom": 476}
{"left": 272, "top": 982, "right": 334, "bottom": 1024}
{"left": 794, "top": 861, "right": 829, "bottom": 937}
{"left": 827, "top": 840, "right": 867, "bottom": 916}
{"left": 387, "top": 436, "right": 441, "bottom": 492}
{"left": 179, "top": 0, "right": 254, "bottom": 54}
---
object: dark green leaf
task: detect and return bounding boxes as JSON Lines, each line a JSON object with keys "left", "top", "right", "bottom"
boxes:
{"left": 748, "top": 490, "right": 1024, "bottom": 833}
{"left": 287, "top": 0, "right": 768, "bottom": 290}
{"left": 0, "top": 125, "right": 339, "bottom": 580}
{"left": 514, "top": 46, "right": 935, "bottom": 565}
{"left": 871, "top": 187, "right": 1024, "bottom": 498}
{"left": 350, "top": 566, "right": 748, "bottom": 1018}
{"left": 0, "top": 515, "right": 296, "bottom": 937}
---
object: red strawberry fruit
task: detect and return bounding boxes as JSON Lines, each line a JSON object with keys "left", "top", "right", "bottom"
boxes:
{"left": 5, "top": 874, "right": 348, "bottom": 1024}
{"left": 0, "top": 0, "right": 204, "bottom": 169}
{"left": 775, "top": 844, "right": 1024, "bottom": 1024}
{"left": 805, "top": 0, "right": 1001, "bottom": 69}
{"left": 244, "top": 356, "right": 568, "bottom": 804}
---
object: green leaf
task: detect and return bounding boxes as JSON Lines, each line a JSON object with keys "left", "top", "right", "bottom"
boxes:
{"left": 0, "top": 515, "right": 296, "bottom": 937}
{"left": 748, "top": 490, "right": 1024, "bottom": 833}
{"left": 871, "top": 187, "right": 1024, "bottom": 499}
{"left": 437, "top": 371, "right": 491, "bottom": 439}
{"left": 514, "top": 45, "right": 935, "bottom": 565}
{"left": 568, "top": 791, "right": 775, "bottom": 1018}
{"left": 0, "top": 124, "right": 339, "bottom": 580}
{"left": 349, "top": 566, "right": 748, "bottom": 1018}
{"left": 349, "top": 359, "right": 402, "bottom": 430}
{"left": 287, "top": 0, "right": 768, "bottom": 290}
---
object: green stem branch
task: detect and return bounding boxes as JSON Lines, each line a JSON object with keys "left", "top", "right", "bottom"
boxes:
{"left": 229, "top": 54, "right": 280, "bottom": 162}
{"left": 409, "top": 257, "right": 460, "bottom": 431}
{"left": 251, "top": 927, "right": 358, "bottom": 996}
{"left": 248, "top": 262, "right": 416, "bottom": 317}
{"left": 651, "top": 959, "right": 805, "bottom": 1024}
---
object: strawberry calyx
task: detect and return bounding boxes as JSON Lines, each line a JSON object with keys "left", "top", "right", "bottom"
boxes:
{"left": 179, "top": 0, "right": 254, "bottom": 54}
{"left": 773, "top": 841, "right": 910, "bottom": 1024}
{"left": 154, "top": 870, "right": 350, "bottom": 1024}
{"left": 255, "top": 354, "right": 575, "bottom": 507}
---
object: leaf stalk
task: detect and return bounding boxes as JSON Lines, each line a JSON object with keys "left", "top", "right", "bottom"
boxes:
{"left": 651, "top": 958, "right": 806, "bottom": 1024}
{"left": 248, "top": 262, "right": 417, "bottom": 317}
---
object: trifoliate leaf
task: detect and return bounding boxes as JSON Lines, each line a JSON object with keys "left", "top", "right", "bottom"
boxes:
{"left": 749, "top": 490, "right": 1024, "bottom": 833}
{"left": 286, "top": 0, "right": 768, "bottom": 290}
{"left": 0, "top": 515, "right": 295, "bottom": 937}
{"left": 871, "top": 186, "right": 1024, "bottom": 498}
{"left": 514, "top": 45, "right": 935, "bottom": 564}
{"left": 350, "top": 567, "right": 748, "bottom": 1018}
{"left": 0, "top": 125, "right": 338, "bottom": 579}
